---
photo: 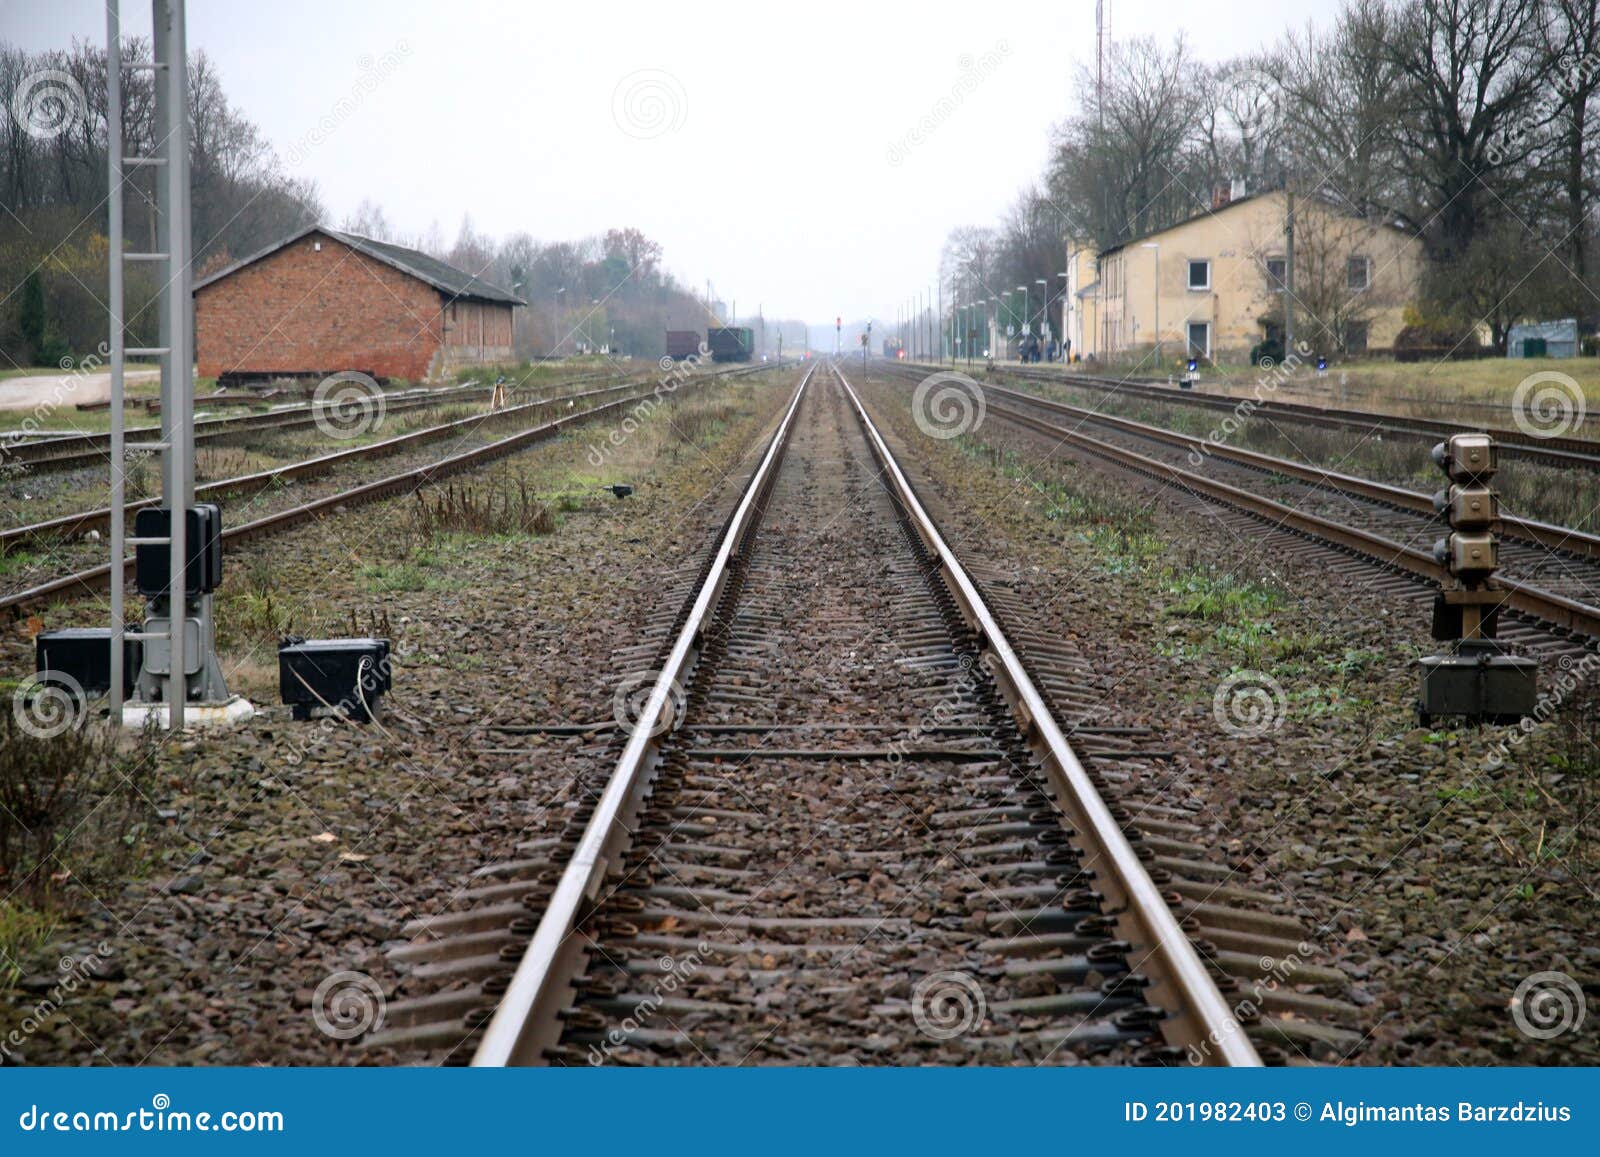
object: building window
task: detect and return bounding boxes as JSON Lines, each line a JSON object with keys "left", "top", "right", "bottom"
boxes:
{"left": 1188, "top": 259, "right": 1211, "bottom": 290}
{"left": 1187, "top": 321, "right": 1210, "bottom": 359}
{"left": 1347, "top": 255, "right": 1370, "bottom": 291}
{"left": 1341, "top": 320, "right": 1370, "bottom": 353}
{"left": 1264, "top": 257, "right": 1286, "bottom": 290}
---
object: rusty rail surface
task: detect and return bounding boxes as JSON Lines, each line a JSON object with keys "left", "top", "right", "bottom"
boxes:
{"left": 471, "top": 362, "right": 818, "bottom": 1066}
{"left": 977, "top": 380, "right": 1600, "bottom": 564}
{"left": 974, "top": 393, "right": 1600, "bottom": 640}
{"left": 907, "top": 360, "right": 1600, "bottom": 471}
{"left": 471, "top": 361, "right": 1261, "bottom": 1066}
{"left": 2, "top": 375, "right": 667, "bottom": 551}
{"left": 837, "top": 364, "right": 1261, "bottom": 1066}
{"left": 0, "top": 362, "right": 772, "bottom": 615}
{"left": 0, "top": 370, "right": 624, "bottom": 474}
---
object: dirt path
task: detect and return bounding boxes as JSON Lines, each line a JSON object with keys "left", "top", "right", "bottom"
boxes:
{"left": 0, "top": 368, "right": 160, "bottom": 413}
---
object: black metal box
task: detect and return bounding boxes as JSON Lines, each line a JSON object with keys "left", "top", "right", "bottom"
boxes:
{"left": 35, "top": 627, "right": 141, "bottom": 698}
{"left": 135, "top": 503, "right": 223, "bottom": 599}
{"left": 279, "top": 637, "right": 391, "bottom": 721}
{"left": 1418, "top": 650, "right": 1538, "bottom": 725}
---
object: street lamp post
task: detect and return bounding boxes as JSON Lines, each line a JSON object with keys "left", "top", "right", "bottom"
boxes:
{"left": 552, "top": 286, "right": 565, "bottom": 357}
{"left": 1057, "top": 272, "right": 1069, "bottom": 359}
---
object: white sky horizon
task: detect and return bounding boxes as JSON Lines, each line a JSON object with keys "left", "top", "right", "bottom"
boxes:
{"left": 5, "top": 0, "right": 1345, "bottom": 328}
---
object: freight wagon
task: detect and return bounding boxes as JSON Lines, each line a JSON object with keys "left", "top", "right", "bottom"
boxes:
{"left": 707, "top": 326, "right": 755, "bottom": 363}
{"left": 664, "top": 330, "right": 702, "bottom": 360}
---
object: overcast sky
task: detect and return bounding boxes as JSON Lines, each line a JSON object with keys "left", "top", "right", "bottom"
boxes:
{"left": 8, "top": 0, "right": 1345, "bottom": 327}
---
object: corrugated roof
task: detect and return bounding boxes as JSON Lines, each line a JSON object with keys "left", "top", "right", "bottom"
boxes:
{"left": 192, "top": 225, "right": 526, "bottom": 306}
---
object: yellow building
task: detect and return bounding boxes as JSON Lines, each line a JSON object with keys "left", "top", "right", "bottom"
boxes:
{"left": 1064, "top": 190, "right": 1423, "bottom": 365}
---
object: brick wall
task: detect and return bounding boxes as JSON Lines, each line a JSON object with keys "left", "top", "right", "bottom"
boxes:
{"left": 195, "top": 232, "right": 447, "bottom": 381}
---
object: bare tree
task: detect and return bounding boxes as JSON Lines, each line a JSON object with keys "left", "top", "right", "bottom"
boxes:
{"left": 1047, "top": 35, "right": 1203, "bottom": 248}
{"left": 1541, "top": 0, "right": 1600, "bottom": 302}
{"left": 939, "top": 225, "right": 999, "bottom": 303}
{"left": 1273, "top": 0, "right": 1408, "bottom": 216}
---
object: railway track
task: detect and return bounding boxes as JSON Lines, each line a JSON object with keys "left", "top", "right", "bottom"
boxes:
{"left": 0, "top": 369, "right": 626, "bottom": 475}
{"left": 369, "top": 362, "right": 1358, "bottom": 1067}
{"left": 0, "top": 361, "right": 769, "bottom": 615}
{"left": 883, "top": 366, "right": 1600, "bottom": 653}
{"left": 2, "top": 373, "right": 678, "bottom": 553}
{"left": 956, "top": 362, "right": 1600, "bottom": 472}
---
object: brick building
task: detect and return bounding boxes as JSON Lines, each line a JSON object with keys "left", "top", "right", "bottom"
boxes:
{"left": 193, "top": 226, "right": 524, "bottom": 383}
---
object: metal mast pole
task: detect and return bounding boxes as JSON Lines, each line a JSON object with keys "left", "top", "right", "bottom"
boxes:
{"left": 156, "top": 0, "right": 188, "bottom": 728}
{"left": 1284, "top": 187, "right": 1296, "bottom": 357}
{"left": 107, "top": 0, "right": 126, "bottom": 720}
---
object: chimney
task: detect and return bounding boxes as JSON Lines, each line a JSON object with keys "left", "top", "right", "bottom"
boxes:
{"left": 1211, "top": 182, "right": 1231, "bottom": 211}
{"left": 1230, "top": 177, "right": 1248, "bottom": 201}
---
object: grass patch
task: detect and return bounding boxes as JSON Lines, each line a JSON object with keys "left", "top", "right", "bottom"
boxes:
{"left": 1011, "top": 373, "right": 1600, "bottom": 532}
{"left": 0, "top": 711, "right": 160, "bottom": 909}
{"left": 409, "top": 477, "right": 557, "bottom": 542}
{"left": 360, "top": 560, "right": 434, "bottom": 593}
{"left": 0, "top": 901, "right": 56, "bottom": 988}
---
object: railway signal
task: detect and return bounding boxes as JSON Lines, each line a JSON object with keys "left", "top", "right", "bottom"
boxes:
{"left": 1417, "top": 433, "right": 1537, "bottom": 726}
{"left": 1180, "top": 357, "right": 1198, "bottom": 390}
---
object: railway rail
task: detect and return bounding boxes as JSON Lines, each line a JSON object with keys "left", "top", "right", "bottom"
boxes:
{"left": 0, "top": 362, "right": 770, "bottom": 615}
{"left": 369, "top": 362, "right": 1358, "bottom": 1067}
{"left": 955, "top": 362, "right": 1600, "bottom": 473}
{"left": 883, "top": 365, "right": 1600, "bottom": 648}
{"left": 2, "top": 374, "right": 675, "bottom": 552}
{"left": 0, "top": 369, "right": 626, "bottom": 474}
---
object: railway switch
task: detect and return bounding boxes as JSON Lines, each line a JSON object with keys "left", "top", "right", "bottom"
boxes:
{"left": 1417, "top": 433, "right": 1537, "bottom": 726}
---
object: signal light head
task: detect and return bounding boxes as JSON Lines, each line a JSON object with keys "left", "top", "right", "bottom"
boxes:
{"left": 1434, "top": 531, "right": 1499, "bottom": 578}
{"left": 1432, "top": 433, "right": 1497, "bottom": 482}
{"left": 1434, "top": 484, "right": 1498, "bottom": 530}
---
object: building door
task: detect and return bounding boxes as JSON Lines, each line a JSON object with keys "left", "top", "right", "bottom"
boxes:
{"left": 1187, "top": 321, "right": 1210, "bottom": 360}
